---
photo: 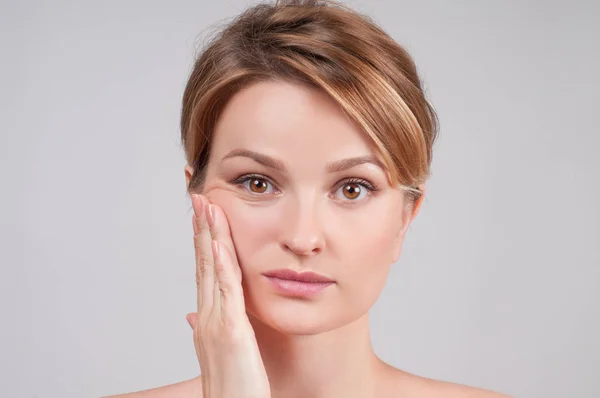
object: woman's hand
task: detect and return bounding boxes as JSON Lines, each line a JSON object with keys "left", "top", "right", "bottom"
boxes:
{"left": 186, "top": 193, "right": 271, "bottom": 398}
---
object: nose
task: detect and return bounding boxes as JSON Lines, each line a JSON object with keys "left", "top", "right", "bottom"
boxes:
{"left": 279, "top": 195, "right": 326, "bottom": 257}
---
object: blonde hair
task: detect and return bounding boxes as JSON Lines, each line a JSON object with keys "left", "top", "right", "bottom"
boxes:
{"left": 180, "top": 0, "right": 439, "bottom": 201}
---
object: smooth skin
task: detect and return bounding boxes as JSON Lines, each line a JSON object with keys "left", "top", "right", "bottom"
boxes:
{"left": 105, "top": 81, "right": 511, "bottom": 398}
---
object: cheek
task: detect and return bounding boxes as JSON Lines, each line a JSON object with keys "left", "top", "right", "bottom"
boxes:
{"left": 205, "top": 190, "right": 279, "bottom": 272}
{"left": 330, "top": 202, "right": 400, "bottom": 296}
{"left": 333, "top": 202, "right": 399, "bottom": 266}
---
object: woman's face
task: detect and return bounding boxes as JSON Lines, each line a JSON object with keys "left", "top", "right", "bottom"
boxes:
{"left": 186, "top": 80, "right": 421, "bottom": 335}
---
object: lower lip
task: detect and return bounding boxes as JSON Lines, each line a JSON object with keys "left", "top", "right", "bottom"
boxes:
{"left": 265, "top": 276, "right": 334, "bottom": 297}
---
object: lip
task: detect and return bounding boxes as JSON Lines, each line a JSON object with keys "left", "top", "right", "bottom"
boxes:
{"left": 262, "top": 269, "right": 335, "bottom": 297}
{"left": 263, "top": 269, "right": 335, "bottom": 283}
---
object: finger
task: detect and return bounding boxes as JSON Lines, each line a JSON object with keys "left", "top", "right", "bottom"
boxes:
{"left": 206, "top": 203, "right": 242, "bottom": 284}
{"left": 211, "top": 241, "right": 222, "bottom": 313}
{"left": 191, "top": 193, "right": 215, "bottom": 317}
{"left": 186, "top": 312, "right": 197, "bottom": 329}
{"left": 192, "top": 214, "right": 198, "bottom": 236}
{"left": 206, "top": 204, "right": 235, "bottom": 255}
{"left": 212, "top": 239, "right": 246, "bottom": 317}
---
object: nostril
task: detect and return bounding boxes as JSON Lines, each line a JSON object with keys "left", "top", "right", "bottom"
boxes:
{"left": 282, "top": 242, "right": 322, "bottom": 257}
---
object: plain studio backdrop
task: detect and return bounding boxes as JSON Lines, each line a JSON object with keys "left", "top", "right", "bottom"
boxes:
{"left": 1, "top": 0, "right": 598, "bottom": 397}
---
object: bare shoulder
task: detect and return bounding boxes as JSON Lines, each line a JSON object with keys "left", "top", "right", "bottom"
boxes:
{"left": 102, "top": 376, "right": 202, "bottom": 398}
{"left": 383, "top": 367, "right": 512, "bottom": 398}
{"left": 418, "top": 377, "right": 513, "bottom": 398}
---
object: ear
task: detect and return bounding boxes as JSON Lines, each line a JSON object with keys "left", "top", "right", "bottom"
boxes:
{"left": 407, "top": 184, "right": 426, "bottom": 225}
{"left": 391, "top": 184, "right": 426, "bottom": 263}
{"left": 184, "top": 164, "right": 194, "bottom": 188}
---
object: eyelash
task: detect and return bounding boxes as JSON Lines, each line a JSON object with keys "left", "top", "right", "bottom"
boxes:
{"left": 229, "top": 173, "right": 381, "bottom": 201}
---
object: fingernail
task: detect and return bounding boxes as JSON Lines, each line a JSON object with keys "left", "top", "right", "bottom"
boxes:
{"left": 191, "top": 193, "right": 204, "bottom": 217}
{"left": 207, "top": 204, "right": 216, "bottom": 227}
{"left": 211, "top": 239, "right": 220, "bottom": 260}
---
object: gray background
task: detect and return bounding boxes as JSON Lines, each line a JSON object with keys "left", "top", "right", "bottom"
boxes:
{"left": 1, "top": 0, "right": 598, "bottom": 397}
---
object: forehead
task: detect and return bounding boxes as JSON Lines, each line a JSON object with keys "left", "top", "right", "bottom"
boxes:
{"left": 211, "top": 80, "right": 380, "bottom": 162}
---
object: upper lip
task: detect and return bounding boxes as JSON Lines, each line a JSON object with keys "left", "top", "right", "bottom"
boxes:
{"left": 263, "top": 269, "right": 335, "bottom": 283}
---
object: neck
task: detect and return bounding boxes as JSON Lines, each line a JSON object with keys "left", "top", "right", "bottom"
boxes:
{"left": 248, "top": 312, "right": 387, "bottom": 398}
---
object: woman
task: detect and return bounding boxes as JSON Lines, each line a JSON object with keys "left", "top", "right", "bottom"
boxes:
{"left": 109, "top": 0, "right": 510, "bottom": 397}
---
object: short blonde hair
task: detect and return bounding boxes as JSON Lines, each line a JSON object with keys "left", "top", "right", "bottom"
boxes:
{"left": 180, "top": 0, "right": 439, "bottom": 201}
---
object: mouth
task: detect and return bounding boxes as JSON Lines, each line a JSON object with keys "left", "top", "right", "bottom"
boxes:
{"left": 262, "top": 269, "right": 335, "bottom": 297}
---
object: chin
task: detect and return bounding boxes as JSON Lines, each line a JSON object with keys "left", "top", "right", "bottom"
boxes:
{"left": 245, "top": 293, "right": 346, "bottom": 336}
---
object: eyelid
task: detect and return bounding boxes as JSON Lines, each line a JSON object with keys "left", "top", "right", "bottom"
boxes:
{"left": 231, "top": 173, "right": 275, "bottom": 185}
{"left": 335, "top": 177, "right": 379, "bottom": 192}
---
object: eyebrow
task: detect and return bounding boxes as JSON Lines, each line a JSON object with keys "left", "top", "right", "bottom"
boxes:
{"left": 221, "top": 149, "right": 386, "bottom": 173}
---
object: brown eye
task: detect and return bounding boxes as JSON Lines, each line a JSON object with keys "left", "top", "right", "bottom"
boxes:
{"left": 333, "top": 178, "right": 377, "bottom": 202}
{"left": 232, "top": 174, "right": 276, "bottom": 195}
{"left": 342, "top": 183, "right": 361, "bottom": 200}
{"left": 249, "top": 178, "right": 268, "bottom": 193}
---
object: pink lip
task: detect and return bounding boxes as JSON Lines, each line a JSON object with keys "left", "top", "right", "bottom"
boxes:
{"left": 262, "top": 269, "right": 335, "bottom": 297}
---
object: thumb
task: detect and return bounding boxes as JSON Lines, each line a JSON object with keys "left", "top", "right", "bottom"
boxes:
{"left": 185, "top": 312, "right": 197, "bottom": 329}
